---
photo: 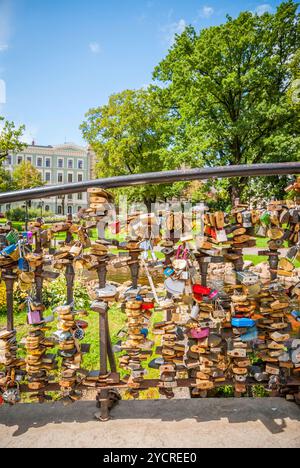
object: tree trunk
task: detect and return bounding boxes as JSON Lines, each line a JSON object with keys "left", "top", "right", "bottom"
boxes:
{"left": 144, "top": 198, "right": 154, "bottom": 213}
{"left": 229, "top": 180, "right": 241, "bottom": 207}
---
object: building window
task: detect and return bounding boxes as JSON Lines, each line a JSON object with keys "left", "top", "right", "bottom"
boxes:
{"left": 57, "top": 205, "right": 62, "bottom": 215}
{"left": 68, "top": 173, "right": 73, "bottom": 183}
{"left": 7, "top": 155, "right": 12, "bottom": 165}
{"left": 6, "top": 204, "right": 10, "bottom": 211}
{"left": 68, "top": 159, "right": 73, "bottom": 169}
{"left": 45, "top": 205, "right": 50, "bottom": 212}
{"left": 26, "top": 156, "right": 32, "bottom": 163}
{"left": 58, "top": 158, "right": 63, "bottom": 168}
{"left": 77, "top": 193, "right": 83, "bottom": 200}
{"left": 57, "top": 173, "right": 63, "bottom": 183}
{"left": 78, "top": 160, "right": 83, "bottom": 169}
{"left": 45, "top": 158, "right": 51, "bottom": 168}
{"left": 68, "top": 194, "right": 73, "bottom": 201}
{"left": 17, "top": 156, "right": 22, "bottom": 164}
{"left": 77, "top": 173, "right": 83, "bottom": 182}
{"left": 77, "top": 206, "right": 82, "bottom": 212}
{"left": 45, "top": 172, "right": 51, "bottom": 182}
{"left": 67, "top": 206, "right": 72, "bottom": 215}
{"left": 37, "top": 157, "right": 42, "bottom": 167}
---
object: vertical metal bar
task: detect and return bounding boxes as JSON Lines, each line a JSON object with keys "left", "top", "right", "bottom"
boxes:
{"left": 106, "top": 314, "right": 116, "bottom": 373}
{"left": 65, "top": 263, "right": 75, "bottom": 306}
{"left": 96, "top": 388, "right": 110, "bottom": 421}
{"left": 34, "top": 230, "right": 43, "bottom": 304}
{"left": 200, "top": 262, "right": 208, "bottom": 287}
{"left": 3, "top": 270, "right": 15, "bottom": 331}
{"left": 97, "top": 260, "right": 107, "bottom": 289}
{"left": 269, "top": 253, "right": 279, "bottom": 281}
{"left": 99, "top": 308, "right": 108, "bottom": 374}
{"left": 129, "top": 251, "right": 140, "bottom": 289}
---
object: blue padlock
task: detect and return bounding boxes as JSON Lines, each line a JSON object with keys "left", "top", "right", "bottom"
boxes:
{"left": 164, "top": 267, "right": 174, "bottom": 277}
{"left": 291, "top": 310, "right": 300, "bottom": 322}
{"left": 140, "top": 328, "right": 148, "bottom": 338}
{"left": 18, "top": 257, "right": 30, "bottom": 272}
{"left": 231, "top": 318, "right": 256, "bottom": 328}
{"left": 1, "top": 244, "right": 17, "bottom": 256}
{"left": 240, "top": 326, "right": 258, "bottom": 342}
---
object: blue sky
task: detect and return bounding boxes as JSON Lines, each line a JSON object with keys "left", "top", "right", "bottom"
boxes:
{"left": 0, "top": 0, "right": 283, "bottom": 146}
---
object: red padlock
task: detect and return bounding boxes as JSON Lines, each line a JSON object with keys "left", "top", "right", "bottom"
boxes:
{"left": 110, "top": 221, "right": 120, "bottom": 235}
{"left": 76, "top": 320, "right": 88, "bottom": 329}
{"left": 193, "top": 284, "right": 211, "bottom": 296}
{"left": 193, "top": 293, "right": 203, "bottom": 302}
{"left": 141, "top": 302, "right": 154, "bottom": 310}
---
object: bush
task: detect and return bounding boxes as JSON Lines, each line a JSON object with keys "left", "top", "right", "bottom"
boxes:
{"left": 42, "top": 273, "right": 90, "bottom": 310}
{"left": 6, "top": 207, "right": 42, "bottom": 222}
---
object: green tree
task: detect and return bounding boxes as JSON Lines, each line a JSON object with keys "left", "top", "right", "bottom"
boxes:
{"left": 0, "top": 116, "right": 26, "bottom": 164}
{"left": 153, "top": 1, "right": 300, "bottom": 204}
{"left": 81, "top": 88, "right": 186, "bottom": 209}
{"left": 0, "top": 116, "right": 26, "bottom": 194}
{"left": 12, "top": 161, "right": 44, "bottom": 190}
{"left": 0, "top": 167, "right": 13, "bottom": 193}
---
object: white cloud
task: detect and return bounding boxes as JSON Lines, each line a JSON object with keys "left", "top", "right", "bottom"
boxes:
{"left": 162, "top": 18, "right": 187, "bottom": 46}
{"left": 89, "top": 42, "right": 101, "bottom": 54}
{"left": 198, "top": 6, "right": 214, "bottom": 19}
{"left": 255, "top": 4, "right": 273, "bottom": 16}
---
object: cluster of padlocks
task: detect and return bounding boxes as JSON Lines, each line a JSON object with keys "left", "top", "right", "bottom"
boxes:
{"left": 0, "top": 182, "right": 300, "bottom": 410}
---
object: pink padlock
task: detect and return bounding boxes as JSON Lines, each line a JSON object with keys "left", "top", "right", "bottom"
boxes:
{"left": 190, "top": 328, "right": 210, "bottom": 339}
{"left": 27, "top": 231, "right": 33, "bottom": 244}
{"left": 27, "top": 310, "right": 41, "bottom": 325}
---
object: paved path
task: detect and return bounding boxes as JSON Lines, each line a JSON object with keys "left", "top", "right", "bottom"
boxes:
{"left": 0, "top": 398, "right": 299, "bottom": 448}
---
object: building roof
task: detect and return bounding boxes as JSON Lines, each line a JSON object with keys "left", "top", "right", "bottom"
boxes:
{"left": 21, "top": 142, "right": 89, "bottom": 157}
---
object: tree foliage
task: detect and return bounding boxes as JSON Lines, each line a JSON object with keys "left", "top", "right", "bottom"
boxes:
{"left": 81, "top": 88, "right": 186, "bottom": 207}
{"left": 0, "top": 167, "right": 13, "bottom": 193}
{"left": 0, "top": 116, "right": 26, "bottom": 163}
{"left": 12, "top": 161, "right": 44, "bottom": 190}
{"left": 153, "top": 0, "right": 300, "bottom": 203}
{"left": 81, "top": 1, "right": 300, "bottom": 207}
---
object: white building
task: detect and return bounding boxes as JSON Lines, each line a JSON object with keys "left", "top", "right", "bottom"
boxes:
{"left": 1, "top": 142, "right": 96, "bottom": 216}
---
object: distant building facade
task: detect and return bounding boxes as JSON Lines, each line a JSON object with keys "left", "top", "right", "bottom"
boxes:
{"left": 1, "top": 142, "right": 96, "bottom": 216}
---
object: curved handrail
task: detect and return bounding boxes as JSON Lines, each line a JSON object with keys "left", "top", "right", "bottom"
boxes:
{"left": 0, "top": 162, "right": 299, "bottom": 204}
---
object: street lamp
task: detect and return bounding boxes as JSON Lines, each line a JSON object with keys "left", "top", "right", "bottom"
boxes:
{"left": 21, "top": 201, "right": 29, "bottom": 231}
{"left": 38, "top": 200, "right": 44, "bottom": 217}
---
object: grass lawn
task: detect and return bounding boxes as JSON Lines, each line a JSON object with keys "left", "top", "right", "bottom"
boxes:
{"left": 0, "top": 302, "right": 163, "bottom": 400}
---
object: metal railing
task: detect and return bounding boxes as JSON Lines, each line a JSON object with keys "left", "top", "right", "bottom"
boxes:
{"left": 0, "top": 162, "right": 299, "bottom": 419}
{"left": 0, "top": 162, "right": 299, "bottom": 204}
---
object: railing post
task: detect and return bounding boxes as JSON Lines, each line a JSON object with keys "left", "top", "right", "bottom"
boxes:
{"left": 128, "top": 251, "right": 140, "bottom": 289}
{"left": 65, "top": 263, "right": 75, "bottom": 305}
{"left": 3, "top": 269, "right": 15, "bottom": 331}
{"left": 65, "top": 215, "right": 75, "bottom": 306}
{"left": 34, "top": 221, "right": 43, "bottom": 305}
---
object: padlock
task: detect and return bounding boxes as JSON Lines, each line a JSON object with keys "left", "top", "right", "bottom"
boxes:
{"left": 260, "top": 211, "right": 271, "bottom": 225}
{"left": 216, "top": 229, "right": 228, "bottom": 242}
{"left": 2, "top": 386, "right": 21, "bottom": 405}
{"left": 6, "top": 230, "right": 19, "bottom": 245}
{"left": 73, "top": 328, "right": 85, "bottom": 340}
{"left": 287, "top": 245, "right": 299, "bottom": 260}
